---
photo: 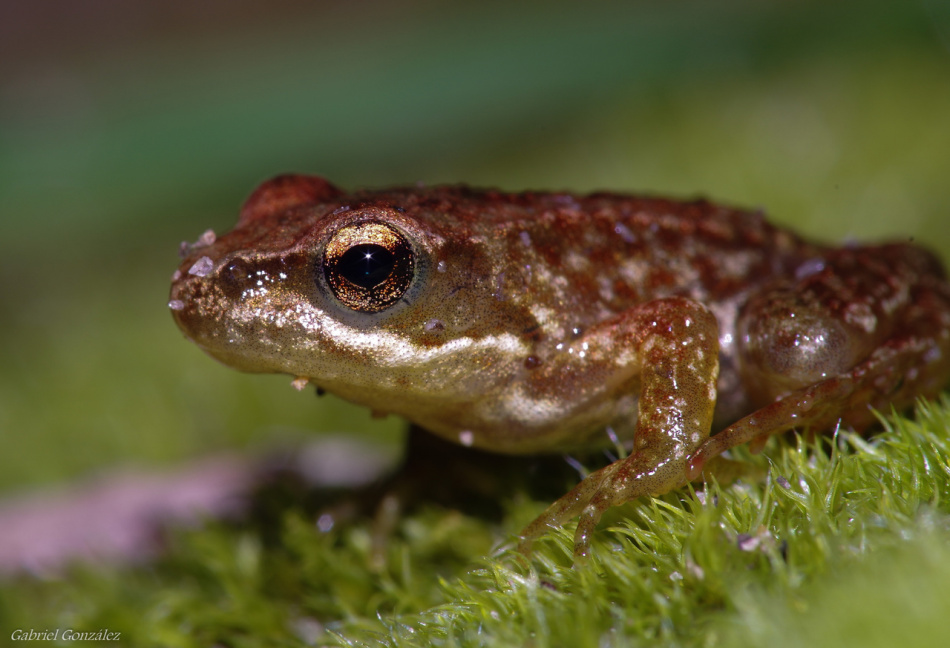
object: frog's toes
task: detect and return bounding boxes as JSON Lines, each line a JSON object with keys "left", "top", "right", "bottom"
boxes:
{"left": 518, "top": 462, "right": 617, "bottom": 553}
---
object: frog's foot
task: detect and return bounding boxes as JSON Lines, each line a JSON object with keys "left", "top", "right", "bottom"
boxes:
{"left": 518, "top": 451, "right": 691, "bottom": 562}
{"left": 517, "top": 461, "right": 616, "bottom": 559}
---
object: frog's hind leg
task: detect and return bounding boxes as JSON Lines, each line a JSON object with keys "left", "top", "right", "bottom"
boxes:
{"left": 688, "top": 244, "right": 950, "bottom": 479}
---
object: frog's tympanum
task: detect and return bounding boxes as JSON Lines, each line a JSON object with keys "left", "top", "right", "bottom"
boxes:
{"left": 169, "top": 175, "right": 950, "bottom": 559}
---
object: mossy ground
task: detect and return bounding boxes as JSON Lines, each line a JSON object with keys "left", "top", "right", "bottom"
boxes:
{"left": 4, "top": 398, "right": 950, "bottom": 647}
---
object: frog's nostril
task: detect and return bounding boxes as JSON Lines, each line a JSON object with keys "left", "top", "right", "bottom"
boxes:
{"left": 221, "top": 258, "right": 254, "bottom": 298}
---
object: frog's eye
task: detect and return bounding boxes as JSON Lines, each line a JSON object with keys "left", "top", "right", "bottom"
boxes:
{"left": 323, "top": 221, "right": 414, "bottom": 313}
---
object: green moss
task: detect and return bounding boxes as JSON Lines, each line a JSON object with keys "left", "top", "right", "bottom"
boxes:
{"left": 3, "top": 398, "right": 949, "bottom": 647}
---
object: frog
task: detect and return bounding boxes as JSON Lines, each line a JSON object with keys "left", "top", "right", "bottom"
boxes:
{"left": 168, "top": 174, "right": 950, "bottom": 560}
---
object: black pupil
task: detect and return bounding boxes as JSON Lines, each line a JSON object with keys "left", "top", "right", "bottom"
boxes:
{"left": 337, "top": 244, "right": 395, "bottom": 289}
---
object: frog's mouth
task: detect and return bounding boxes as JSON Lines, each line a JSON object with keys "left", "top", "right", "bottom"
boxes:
{"left": 169, "top": 265, "right": 231, "bottom": 359}
{"left": 169, "top": 232, "right": 322, "bottom": 364}
{"left": 169, "top": 263, "right": 289, "bottom": 375}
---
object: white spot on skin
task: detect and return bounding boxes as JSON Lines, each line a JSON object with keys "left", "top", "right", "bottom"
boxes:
{"left": 499, "top": 386, "right": 573, "bottom": 425}
{"left": 197, "top": 229, "right": 217, "bottom": 246}
{"left": 188, "top": 256, "right": 214, "bottom": 277}
{"left": 715, "top": 251, "right": 758, "bottom": 282}
{"left": 795, "top": 257, "right": 826, "bottom": 280}
{"left": 459, "top": 430, "right": 475, "bottom": 446}
{"left": 843, "top": 302, "right": 877, "bottom": 333}
{"left": 437, "top": 260, "right": 447, "bottom": 273}
{"left": 617, "top": 258, "right": 651, "bottom": 288}
{"left": 550, "top": 194, "right": 580, "bottom": 209}
{"left": 171, "top": 269, "right": 182, "bottom": 281}
{"left": 564, "top": 251, "right": 590, "bottom": 272}
{"left": 924, "top": 346, "right": 942, "bottom": 364}
{"left": 613, "top": 223, "right": 637, "bottom": 244}
{"left": 493, "top": 273, "right": 506, "bottom": 300}
{"left": 291, "top": 377, "right": 309, "bottom": 391}
{"left": 168, "top": 299, "right": 185, "bottom": 311}
{"left": 529, "top": 304, "right": 557, "bottom": 329}
{"left": 424, "top": 318, "right": 445, "bottom": 332}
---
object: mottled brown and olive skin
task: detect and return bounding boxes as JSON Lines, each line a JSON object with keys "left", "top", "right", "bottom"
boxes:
{"left": 169, "top": 175, "right": 950, "bottom": 559}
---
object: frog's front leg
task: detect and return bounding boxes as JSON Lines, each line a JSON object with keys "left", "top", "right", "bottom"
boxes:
{"left": 519, "top": 297, "right": 720, "bottom": 560}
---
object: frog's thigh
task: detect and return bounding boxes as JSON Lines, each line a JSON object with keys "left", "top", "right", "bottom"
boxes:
{"left": 521, "top": 297, "right": 720, "bottom": 556}
{"left": 689, "top": 246, "right": 950, "bottom": 476}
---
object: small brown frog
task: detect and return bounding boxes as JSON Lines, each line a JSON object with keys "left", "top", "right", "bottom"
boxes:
{"left": 169, "top": 175, "right": 950, "bottom": 559}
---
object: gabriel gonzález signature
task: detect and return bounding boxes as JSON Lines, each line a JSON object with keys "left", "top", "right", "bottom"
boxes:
{"left": 11, "top": 628, "right": 121, "bottom": 641}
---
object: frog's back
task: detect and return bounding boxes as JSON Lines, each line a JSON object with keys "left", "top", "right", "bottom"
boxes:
{"left": 354, "top": 184, "right": 823, "bottom": 319}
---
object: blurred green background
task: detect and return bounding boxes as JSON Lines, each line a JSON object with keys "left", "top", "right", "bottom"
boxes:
{"left": 1, "top": 0, "right": 949, "bottom": 495}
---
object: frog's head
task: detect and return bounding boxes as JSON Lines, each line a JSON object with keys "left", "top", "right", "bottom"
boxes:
{"left": 169, "top": 174, "right": 535, "bottom": 415}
